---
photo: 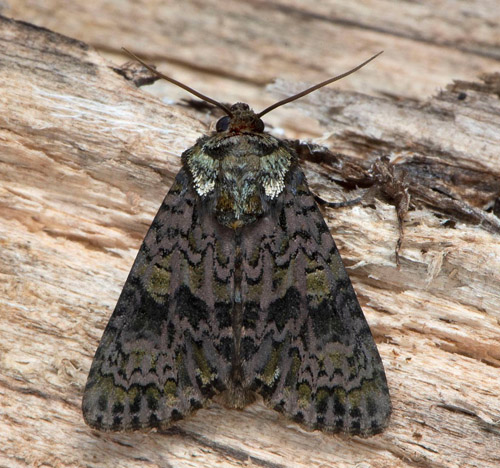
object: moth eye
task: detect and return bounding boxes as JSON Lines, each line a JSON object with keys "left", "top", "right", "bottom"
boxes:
{"left": 216, "top": 116, "right": 230, "bottom": 132}
{"left": 255, "top": 119, "right": 265, "bottom": 132}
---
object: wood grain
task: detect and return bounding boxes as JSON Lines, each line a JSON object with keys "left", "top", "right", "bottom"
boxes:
{"left": 1, "top": 5, "right": 499, "bottom": 468}
{"left": 4, "top": 0, "right": 500, "bottom": 103}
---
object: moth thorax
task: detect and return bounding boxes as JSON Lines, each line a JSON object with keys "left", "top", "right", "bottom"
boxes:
{"left": 185, "top": 129, "right": 294, "bottom": 229}
{"left": 215, "top": 154, "right": 266, "bottom": 229}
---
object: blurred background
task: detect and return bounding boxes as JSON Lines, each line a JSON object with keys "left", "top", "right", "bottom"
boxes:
{"left": 3, "top": 0, "right": 499, "bottom": 138}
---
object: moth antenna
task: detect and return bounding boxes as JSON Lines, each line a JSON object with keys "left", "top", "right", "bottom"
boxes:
{"left": 122, "top": 48, "right": 233, "bottom": 116}
{"left": 257, "top": 51, "right": 383, "bottom": 118}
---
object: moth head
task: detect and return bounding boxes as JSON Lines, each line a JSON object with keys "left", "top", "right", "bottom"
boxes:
{"left": 216, "top": 103, "right": 265, "bottom": 133}
{"left": 122, "top": 48, "right": 383, "bottom": 128}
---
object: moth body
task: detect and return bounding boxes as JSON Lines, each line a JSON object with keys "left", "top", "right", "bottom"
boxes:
{"left": 82, "top": 53, "right": 391, "bottom": 436}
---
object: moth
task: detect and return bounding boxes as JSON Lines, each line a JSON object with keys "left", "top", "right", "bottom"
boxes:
{"left": 82, "top": 50, "right": 391, "bottom": 435}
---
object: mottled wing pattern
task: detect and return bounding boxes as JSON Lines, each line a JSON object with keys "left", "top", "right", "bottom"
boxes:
{"left": 240, "top": 167, "right": 391, "bottom": 435}
{"left": 82, "top": 169, "right": 235, "bottom": 431}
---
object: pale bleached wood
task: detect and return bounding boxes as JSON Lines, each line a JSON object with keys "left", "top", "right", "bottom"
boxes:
{"left": 1, "top": 13, "right": 500, "bottom": 468}
{"left": 272, "top": 0, "right": 500, "bottom": 58}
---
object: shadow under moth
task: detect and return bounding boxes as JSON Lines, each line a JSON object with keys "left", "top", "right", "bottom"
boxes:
{"left": 82, "top": 50, "right": 391, "bottom": 436}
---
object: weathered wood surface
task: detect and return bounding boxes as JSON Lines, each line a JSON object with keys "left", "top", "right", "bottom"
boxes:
{"left": 1, "top": 5, "right": 499, "bottom": 468}
{"left": 4, "top": 0, "right": 500, "bottom": 110}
